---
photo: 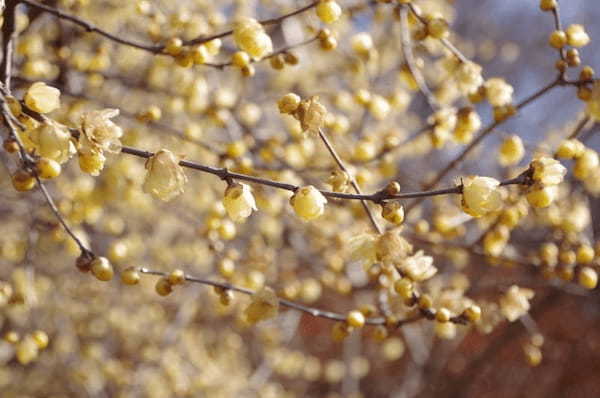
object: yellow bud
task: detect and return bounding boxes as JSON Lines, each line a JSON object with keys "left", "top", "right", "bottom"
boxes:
{"left": 155, "top": 277, "right": 173, "bottom": 296}
{"left": 90, "top": 256, "right": 114, "bottom": 281}
{"left": 382, "top": 202, "right": 405, "bottom": 225}
{"left": 578, "top": 267, "right": 598, "bottom": 290}
{"left": 316, "top": 0, "right": 342, "bottom": 24}
{"left": 290, "top": 186, "right": 327, "bottom": 221}
{"left": 12, "top": 169, "right": 36, "bottom": 192}
{"left": 346, "top": 310, "right": 366, "bottom": 328}
{"left": 36, "top": 157, "right": 61, "bottom": 179}
{"left": 463, "top": 305, "right": 482, "bottom": 322}
{"left": 121, "top": 267, "right": 141, "bottom": 285}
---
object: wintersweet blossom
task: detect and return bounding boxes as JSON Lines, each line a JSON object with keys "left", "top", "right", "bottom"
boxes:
{"left": 500, "top": 285, "right": 534, "bottom": 322}
{"left": 79, "top": 108, "right": 123, "bottom": 154}
{"left": 244, "top": 287, "right": 279, "bottom": 324}
{"left": 484, "top": 77, "right": 514, "bottom": 107}
{"left": 455, "top": 61, "right": 483, "bottom": 95}
{"left": 24, "top": 82, "right": 61, "bottom": 113}
{"left": 399, "top": 251, "right": 437, "bottom": 282}
{"left": 461, "top": 176, "right": 503, "bottom": 217}
{"left": 223, "top": 182, "right": 257, "bottom": 222}
{"left": 498, "top": 135, "right": 525, "bottom": 166}
{"left": 142, "top": 149, "right": 188, "bottom": 201}
{"left": 531, "top": 156, "right": 567, "bottom": 186}
{"left": 293, "top": 96, "right": 327, "bottom": 135}
{"left": 233, "top": 17, "right": 273, "bottom": 60}
{"left": 29, "top": 120, "right": 76, "bottom": 164}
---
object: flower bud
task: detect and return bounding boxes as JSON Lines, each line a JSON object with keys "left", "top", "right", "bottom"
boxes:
{"left": 290, "top": 185, "right": 327, "bottom": 221}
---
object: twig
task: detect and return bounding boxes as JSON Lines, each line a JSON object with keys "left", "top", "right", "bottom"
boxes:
{"left": 406, "top": 3, "right": 470, "bottom": 64}
{"left": 318, "top": 128, "right": 383, "bottom": 234}
{"left": 120, "top": 145, "right": 532, "bottom": 203}
{"left": 139, "top": 268, "right": 425, "bottom": 327}
{"left": 405, "top": 77, "right": 563, "bottom": 215}
{"left": 20, "top": 0, "right": 319, "bottom": 56}
{"left": 399, "top": 6, "right": 438, "bottom": 112}
{"left": 1, "top": 0, "right": 18, "bottom": 87}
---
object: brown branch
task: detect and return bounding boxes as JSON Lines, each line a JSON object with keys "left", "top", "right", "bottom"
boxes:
{"left": 0, "top": 104, "right": 92, "bottom": 255}
{"left": 406, "top": 3, "right": 470, "bottom": 64}
{"left": 1, "top": 0, "right": 18, "bottom": 87}
{"left": 20, "top": 0, "right": 162, "bottom": 53}
{"left": 139, "top": 268, "right": 426, "bottom": 327}
{"left": 399, "top": 6, "right": 438, "bottom": 112}
{"left": 317, "top": 128, "right": 383, "bottom": 234}
{"left": 405, "top": 77, "right": 563, "bottom": 215}
{"left": 20, "top": 0, "right": 319, "bottom": 56}
{"left": 120, "top": 145, "right": 532, "bottom": 203}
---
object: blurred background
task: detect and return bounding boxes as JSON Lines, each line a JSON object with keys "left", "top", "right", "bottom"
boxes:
{"left": 1, "top": 0, "right": 599, "bottom": 397}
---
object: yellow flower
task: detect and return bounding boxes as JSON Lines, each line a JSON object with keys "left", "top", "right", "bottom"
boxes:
{"left": 453, "top": 107, "right": 481, "bottom": 144}
{"left": 531, "top": 156, "right": 567, "bottom": 185}
{"left": 461, "top": 176, "right": 503, "bottom": 217}
{"left": 78, "top": 150, "right": 106, "bottom": 176}
{"left": 80, "top": 108, "right": 123, "bottom": 154}
{"left": 223, "top": 182, "right": 257, "bottom": 222}
{"left": 290, "top": 185, "right": 327, "bottom": 220}
{"left": 455, "top": 61, "right": 483, "bottom": 95}
{"left": 375, "top": 230, "right": 413, "bottom": 264}
{"left": 399, "top": 250, "right": 437, "bottom": 282}
{"left": 351, "top": 32, "right": 373, "bottom": 56}
{"left": 526, "top": 185, "right": 558, "bottom": 208}
{"left": 233, "top": 17, "right": 273, "bottom": 60}
{"left": 316, "top": 0, "right": 342, "bottom": 24}
{"left": 565, "top": 24, "right": 590, "bottom": 47}
{"left": 24, "top": 82, "right": 60, "bottom": 113}
{"left": 278, "top": 93, "right": 301, "bottom": 114}
{"left": 347, "top": 233, "right": 378, "bottom": 269}
{"left": 293, "top": 96, "right": 327, "bottom": 134}
{"left": 244, "top": 286, "right": 279, "bottom": 324}
{"left": 29, "top": 120, "right": 76, "bottom": 164}
{"left": 368, "top": 95, "right": 390, "bottom": 120}
{"left": 142, "top": 149, "right": 188, "bottom": 201}
{"left": 484, "top": 77, "right": 513, "bottom": 107}
{"left": 429, "top": 108, "right": 457, "bottom": 149}
{"left": 500, "top": 285, "right": 534, "bottom": 322}
{"left": 573, "top": 148, "right": 599, "bottom": 180}
{"left": 498, "top": 135, "right": 525, "bottom": 166}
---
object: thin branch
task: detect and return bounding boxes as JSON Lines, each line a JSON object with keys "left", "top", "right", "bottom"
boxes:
{"left": 399, "top": 6, "right": 438, "bottom": 112}
{"left": 406, "top": 3, "right": 470, "bottom": 64}
{"left": 120, "top": 145, "right": 532, "bottom": 203}
{"left": 0, "top": 104, "right": 92, "bottom": 255}
{"left": 317, "top": 128, "right": 383, "bottom": 234}
{"left": 139, "top": 268, "right": 428, "bottom": 327}
{"left": 20, "top": 0, "right": 162, "bottom": 53}
{"left": 1, "top": 0, "right": 18, "bottom": 87}
{"left": 20, "top": 0, "right": 319, "bottom": 56}
{"left": 405, "top": 77, "right": 563, "bottom": 215}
